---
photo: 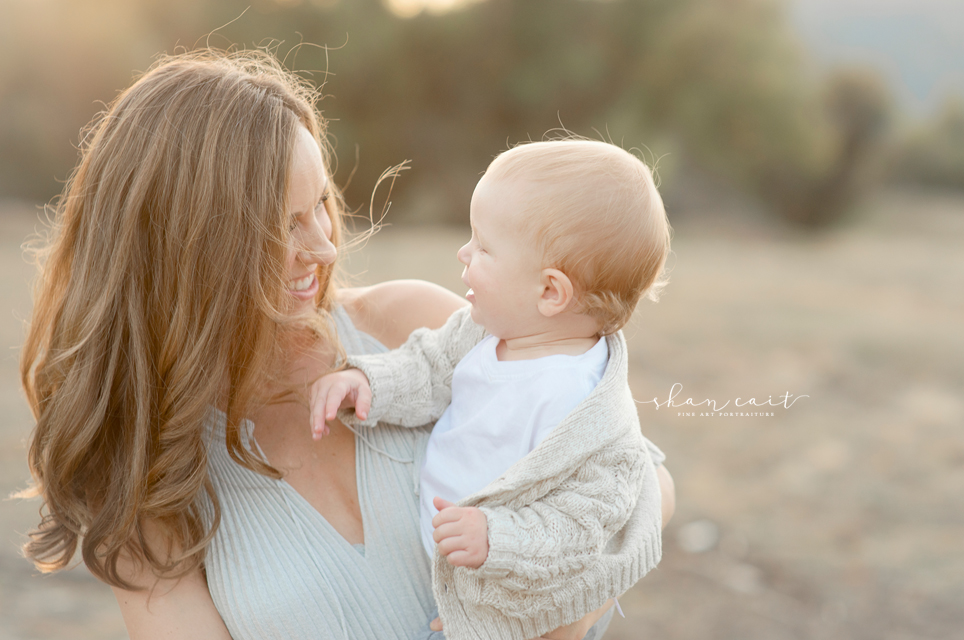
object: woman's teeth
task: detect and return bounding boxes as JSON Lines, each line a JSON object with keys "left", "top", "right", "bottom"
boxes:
{"left": 290, "top": 274, "right": 315, "bottom": 291}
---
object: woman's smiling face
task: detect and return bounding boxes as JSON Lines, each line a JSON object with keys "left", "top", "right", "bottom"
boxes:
{"left": 285, "top": 125, "right": 337, "bottom": 311}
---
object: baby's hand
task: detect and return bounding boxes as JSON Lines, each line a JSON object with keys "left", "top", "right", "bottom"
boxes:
{"left": 308, "top": 368, "right": 372, "bottom": 439}
{"left": 431, "top": 496, "right": 489, "bottom": 569}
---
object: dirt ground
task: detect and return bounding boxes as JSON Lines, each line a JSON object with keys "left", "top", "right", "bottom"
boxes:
{"left": 1, "top": 190, "right": 961, "bottom": 640}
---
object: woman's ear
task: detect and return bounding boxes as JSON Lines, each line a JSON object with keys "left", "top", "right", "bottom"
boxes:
{"left": 537, "top": 268, "right": 575, "bottom": 318}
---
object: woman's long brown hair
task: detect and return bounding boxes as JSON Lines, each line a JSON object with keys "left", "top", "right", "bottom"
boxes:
{"left": 19, "top": 49, "right": 344, "bottom": 589}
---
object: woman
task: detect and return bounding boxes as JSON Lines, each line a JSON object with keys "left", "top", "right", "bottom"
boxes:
{"left": 20, "top": 49, "right": 673, "bottom": 639}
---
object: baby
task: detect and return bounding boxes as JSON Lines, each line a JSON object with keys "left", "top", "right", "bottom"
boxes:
{"left": 311, "top": 139, "right": 671, "bottom": 640}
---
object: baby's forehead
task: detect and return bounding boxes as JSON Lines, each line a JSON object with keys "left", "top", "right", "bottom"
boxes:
{"left": 473, "top": 173, "right": 550, "bottom": 217}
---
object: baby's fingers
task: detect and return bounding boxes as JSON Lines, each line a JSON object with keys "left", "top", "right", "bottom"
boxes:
{"left": 353, "top": 382, "right": 371, "bottom": 421}
{"left": 436, "top": 535, "right": 468, "bottom": 558}
{"left": 309, "top": 377, "right": 352, "bottom": 439}
{"left": 325, "top": 382, "right": 351, "bottom": 423}
{"left": 444, "top": 549, "right": 481, "bottom": 568}
{"left": 431, "top": 505, "right": 462, "bottom": 529}
{"left": 432, "top": 521, "right": 464, "bottom": 544}
{"left": 309, "top": 383, "right": 333, "bottom": 439}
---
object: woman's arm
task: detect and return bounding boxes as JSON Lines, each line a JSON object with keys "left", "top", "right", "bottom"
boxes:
{"left": 112, "top": 569, "right": 230, "bottom": 640}
{"left": 538, "top": 600, "right": 614, "bottom": 640}
{"left": 657, "top": 463, "right": 676, "bottom": 528}
{"left": 339, "top": 279, "right": 468, "bottom": 349}
{"left": 428, "top": 601, "right": 614, "bottom": 640}
{"left": 110, "top": 522, "right": 230, "bottom": 640}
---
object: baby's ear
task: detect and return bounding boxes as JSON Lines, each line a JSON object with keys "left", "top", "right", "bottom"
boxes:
{"left": 537, "top": 268, "right": 575, "bottom": 318}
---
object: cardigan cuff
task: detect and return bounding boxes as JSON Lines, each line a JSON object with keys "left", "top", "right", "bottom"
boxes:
{"left": 345, "top": 353, "right": 401, "bottom": 426}
{"left": 473, "top": 506, "right": 518, "bottom": 579}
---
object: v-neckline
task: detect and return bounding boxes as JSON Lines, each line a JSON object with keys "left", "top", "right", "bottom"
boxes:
{"left": 214, "top": 304, "right": 389, "bottom": 556}
{"left": 218, "top": 408, "right": 371, "bottom": 555}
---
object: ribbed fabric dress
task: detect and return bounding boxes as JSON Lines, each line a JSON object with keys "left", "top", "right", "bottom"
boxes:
{"left": 203, "top": 306, "right": 440, "bottom": 640}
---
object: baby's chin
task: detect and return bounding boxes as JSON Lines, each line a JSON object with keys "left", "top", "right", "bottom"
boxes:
{"left": 467, "top": 304, "right": 483, "bottom": 325}
{"left": 466, "top": 306, "right": 497, "bottom": 335}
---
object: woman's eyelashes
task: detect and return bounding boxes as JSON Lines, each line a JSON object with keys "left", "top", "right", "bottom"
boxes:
{"left": 289, "top": 192, "right": 331, "bottom": 231}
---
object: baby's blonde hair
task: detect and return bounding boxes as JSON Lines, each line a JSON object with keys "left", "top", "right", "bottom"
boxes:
{"left": 485, "top": 139, "right": 671, "bottom": 335}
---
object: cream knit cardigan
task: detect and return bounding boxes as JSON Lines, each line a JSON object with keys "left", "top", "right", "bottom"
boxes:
{"left": 345, "top": 307, "right": 663, "bottom": 640}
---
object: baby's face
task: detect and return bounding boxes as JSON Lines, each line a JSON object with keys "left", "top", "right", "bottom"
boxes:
{"left": 456, "top": 175, "right": 545, "bottom": 339}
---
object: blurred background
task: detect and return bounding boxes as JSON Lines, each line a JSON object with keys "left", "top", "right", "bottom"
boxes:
{"left": 1, "top": 0, "right": 961, "bottom": 638}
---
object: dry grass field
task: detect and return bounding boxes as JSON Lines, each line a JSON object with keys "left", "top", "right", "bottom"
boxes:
{"left": 1, "top": 190, "right": 961, "bottom": 639}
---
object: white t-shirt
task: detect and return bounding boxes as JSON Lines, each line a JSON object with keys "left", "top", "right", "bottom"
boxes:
{"left": 418, "top": 334, "right": 609, "bottom": 556}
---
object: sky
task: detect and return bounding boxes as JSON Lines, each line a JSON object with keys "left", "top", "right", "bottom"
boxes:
{"left": 789, "top": 0, "right": 964, "bottom": 114}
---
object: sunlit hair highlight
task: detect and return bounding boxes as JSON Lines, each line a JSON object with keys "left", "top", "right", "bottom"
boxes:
{"left": 19, "top": 49, "right": 344, "bottom": 589}
{"left": 484, "top": 138, "right": 671, "bottom": 335}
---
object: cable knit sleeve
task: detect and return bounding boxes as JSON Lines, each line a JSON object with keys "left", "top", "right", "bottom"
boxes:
{"left": 435, "top": 434, "right": 663, "bottom": 640}
{"left": 473, "top": 433, "right": 647, "bottom": 588}
{"left": 339, "top": 306, "right": 485, "bottom": 428}
{"left": 434, "top": 431, "right": 664, "bottom": 640}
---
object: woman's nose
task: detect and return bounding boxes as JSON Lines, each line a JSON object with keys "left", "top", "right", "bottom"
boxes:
{"left": 299, "top": 219, "right": 337, "bottom": 266}
{"left": 300, "top": 238, "right": 336, "bottom": 266}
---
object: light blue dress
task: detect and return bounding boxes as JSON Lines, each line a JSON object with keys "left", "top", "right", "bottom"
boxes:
{"left": 203, "top": 306, "right": 614, "bottom": 640}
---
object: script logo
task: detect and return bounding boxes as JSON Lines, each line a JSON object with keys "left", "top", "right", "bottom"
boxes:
{"left": 637, "top": 383, "right": 809, "bottom": 416}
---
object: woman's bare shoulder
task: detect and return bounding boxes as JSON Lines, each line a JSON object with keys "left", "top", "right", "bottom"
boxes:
{"left": 111, "top": 522, "right": 231, "bottom": 639}
{"left": 337, "top": 280, "right": 467, "bottom": 349}
{"left": 112, "top": 567, "right": 230, "bottom": 640}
